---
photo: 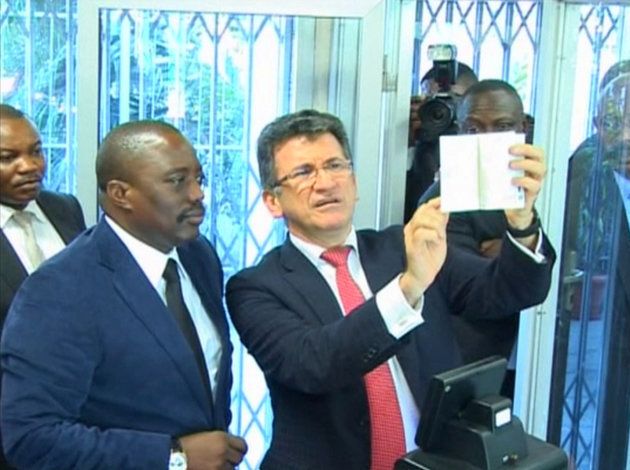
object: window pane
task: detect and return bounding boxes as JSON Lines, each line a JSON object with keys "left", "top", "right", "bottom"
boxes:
{"left": 0, "top": 0, "right": 77, "bottom": 193}
{"left": 99, "top": 8, "right": 293, "bottom": 467}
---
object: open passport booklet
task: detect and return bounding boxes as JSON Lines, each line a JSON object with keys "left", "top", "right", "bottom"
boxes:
{"left": 439, "top": 131, "right": 526, "bottom": 212}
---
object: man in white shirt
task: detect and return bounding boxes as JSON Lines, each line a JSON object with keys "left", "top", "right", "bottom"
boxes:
{"left": 1, "top": 120, "right": 247, "bottom": 469}
{"left": 226, "top": 109, "right": 555, "bottom": 470}
{"left": 0, "top": 104, "right": 85, "bottom": 469}
{"left": 0, "top": 104, "right": 86, "bottom": 323}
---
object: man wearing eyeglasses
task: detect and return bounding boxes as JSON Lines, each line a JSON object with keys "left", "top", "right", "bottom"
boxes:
{"left": 226, "top": 109, "right": 555, "bottom": 470}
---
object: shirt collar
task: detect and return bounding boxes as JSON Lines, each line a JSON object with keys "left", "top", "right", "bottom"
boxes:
{"left": 104, "top": 215, "right": 183, "bottom": 289}
{"left": 289, "top": 228, "right": 359, "bottom": 267}
{"left": 0, "top": 200, "right": 44, "bottom": 229}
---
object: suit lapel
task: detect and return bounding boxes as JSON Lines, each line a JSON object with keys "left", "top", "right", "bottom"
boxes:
{"left": 94, "top": 221, "right": 213, "bottom": 420}
{"left": 356, "top": 230, "right": 404, "bottom": 295}
{"left": 0, "top": 230, "right": 28, "bottom": 293}
{"left": 37, "top": 192, "right": 81, "bottom": 243}
{"left": 279, "top": 240, "right": 344, "bottom": 325}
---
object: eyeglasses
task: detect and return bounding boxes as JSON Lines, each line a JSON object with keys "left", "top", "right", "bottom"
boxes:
{"left": 271, "top": 158, "right": 353, "bottom": 190}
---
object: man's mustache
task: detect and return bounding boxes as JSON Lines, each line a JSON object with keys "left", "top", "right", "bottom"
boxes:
{"left": 177, "top": 204, "right": 205, "bottom": 223}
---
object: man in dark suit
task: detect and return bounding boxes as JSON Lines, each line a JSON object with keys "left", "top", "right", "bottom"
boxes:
{"left": 1, "top": 121, "right": 247, "bottom": 469}
{"left": 0, "top": 104, "right": 86, "bottom": 324}
{"left": 226, "top": 109, "right": 555, "bottom": 469}
{"left": 417, "top": 80, "right": 535, "bottom": 397}
{"left": 0, "top": 104, "right": 86, "bottom": 469}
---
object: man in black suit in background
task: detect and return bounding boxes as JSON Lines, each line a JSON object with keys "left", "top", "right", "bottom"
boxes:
{"left": 418, "top": 80, "right": 536, "bottom": 398}
{"left": 0, "top": 103, "right": 86, "bottom": 468}
{"left": 0, "top": 104, "right": 86, "bottom": 323}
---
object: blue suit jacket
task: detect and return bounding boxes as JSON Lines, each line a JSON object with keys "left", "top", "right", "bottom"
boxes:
{"left": 0, "top": 190, "right": 85, "bottom": 470}
{"left": 226, "top": 225, "right": 555, "bottom": 470}
{"left": 1, "top": 219, "right": 232, "bottom": 470}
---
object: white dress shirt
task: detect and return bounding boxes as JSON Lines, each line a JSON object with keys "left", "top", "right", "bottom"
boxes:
{"left": 0, "top": 200, "right": 66, "bottom": 273}
{"left": 290, "top": 225, "right": 548, "bottom": 452}
{"left": 105, "top": 216, "right": 222, "bottom": 401}
{"left": 290, "top": 230, "right": 423, "bottom": 452}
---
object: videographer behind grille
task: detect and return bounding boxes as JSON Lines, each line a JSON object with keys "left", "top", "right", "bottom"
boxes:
{"left": 404, "top": 44, "right": 477, "bottom": 223}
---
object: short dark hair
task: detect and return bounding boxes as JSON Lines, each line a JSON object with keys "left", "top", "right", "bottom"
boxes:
{"left": 95, "top": 120, "right": 186, "bottom": 191}
{"left": 256, "top": 109, "right": 353, "bottom": 189}
{"left": 0, "top": 104, "right": 27, "bottom": 120}
{"left": 458, "top": 79, "right": 524, "bottom": 116}
{"left": 421, "top": 62, "right": 477, "bottom": 84}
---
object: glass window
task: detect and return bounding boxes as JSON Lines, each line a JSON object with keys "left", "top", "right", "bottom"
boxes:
{"left": 547, "top": 4, "right": 629, "bottom": 469}
{"left": 4, "top": 1, "right": 628, "bottom": 468}
{"left": 0, "top": 0, "right": 77, "bottom": 193}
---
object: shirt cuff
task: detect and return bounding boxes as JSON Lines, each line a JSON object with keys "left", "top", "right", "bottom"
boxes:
{"left": 506, "top": 228, "right": 546, "bottom": 263}
{"left": 375, "top": 275, "right": 425, "bottom": 339}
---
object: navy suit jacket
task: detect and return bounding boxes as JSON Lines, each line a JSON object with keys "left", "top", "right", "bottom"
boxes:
{"left": 1, "top": 219, "right": 232, "bottom": 470}
{"left": 0, "top": 190, "right": 85, "bottom": 470}
{"left": 226, "top": 225, "right": 555, "bottom": 470}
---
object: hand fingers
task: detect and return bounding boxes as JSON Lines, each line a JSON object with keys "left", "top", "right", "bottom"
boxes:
{"left": 407, "top": 198, "right": 449, "bottom": 241}
{"left": 509, "top": 143, "right": 544, "bottom": 160}
{"left": 410, "top": 226, "right": 446, "bottom": 245}
{"left": 512, "top": 176, "right": 542, "bottom": 194}
{"left": 508, "top": 144, "right": 547, "bottom": 186}
{"left": 225, "top": 447, "right": 246, "bottom": 466}
{"left": 510, "top": 157, "right": 546, "bottom": 179}
{"left": 410, "top": 197, "right": 447, "bottom": 224}
{"left": 227, "top": 434, "right": 248, "bottom": 453}
{"left": 424, "top": 196, "right": 444, "bottom": 211}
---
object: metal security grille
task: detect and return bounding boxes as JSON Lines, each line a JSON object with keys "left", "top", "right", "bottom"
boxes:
{"left": 0, "top": 0, "right": 77, "bottom": 194}
{"left": 2, "top": 1, "right": 627, "bottom": 469}
{"left": 571, "top": 3, "right": 627, "bottom": 146}
{"left": 412, "top": 0, "right": 543, "bottom": 113}
{"left": 99, "top": 10, "right": 293, "bottom": 468}
{"left": 550, "top": 6, "right": 628, "bottom": 470}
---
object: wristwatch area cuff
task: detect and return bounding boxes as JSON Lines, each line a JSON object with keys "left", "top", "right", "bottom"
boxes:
{"left": 506, "top": 209, "right": 541, "bottom": 238}
{"left": 169, "top": 437, "right": 187, "bottom": 470}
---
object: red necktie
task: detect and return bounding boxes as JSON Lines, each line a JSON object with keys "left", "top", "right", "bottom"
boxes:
{"left": 321, "top": 246, "right": 406, "bottom": 470}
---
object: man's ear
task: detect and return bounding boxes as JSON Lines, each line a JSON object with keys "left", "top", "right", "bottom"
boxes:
{"left": 262, "top": 189, "right": 284, "bottom": 219}
{"left": 106, "top": 180, "right": 133, "bottom": 211}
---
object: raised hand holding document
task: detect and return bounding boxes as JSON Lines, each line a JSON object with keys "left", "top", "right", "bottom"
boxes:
{"left": 439, "top": 131, "right": 526, "bottom": 212}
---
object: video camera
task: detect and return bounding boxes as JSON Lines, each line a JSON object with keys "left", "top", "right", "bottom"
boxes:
{"left": 418, "top": 44, "right": 459, "bottom": 142}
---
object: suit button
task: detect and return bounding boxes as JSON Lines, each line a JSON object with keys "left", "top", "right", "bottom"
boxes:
{"left": 362, "top": 348, "right": 378, "bottom": 363}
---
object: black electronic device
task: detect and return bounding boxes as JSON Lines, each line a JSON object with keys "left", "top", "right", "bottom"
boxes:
{"left": 419, "top": 44, "right": 459, "bottom": 142}
{"left": 394, "top": 356, "right": 568, "bottom": 470}
{"left": 417, "top": 355, "right": 508, "bottom": 452}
